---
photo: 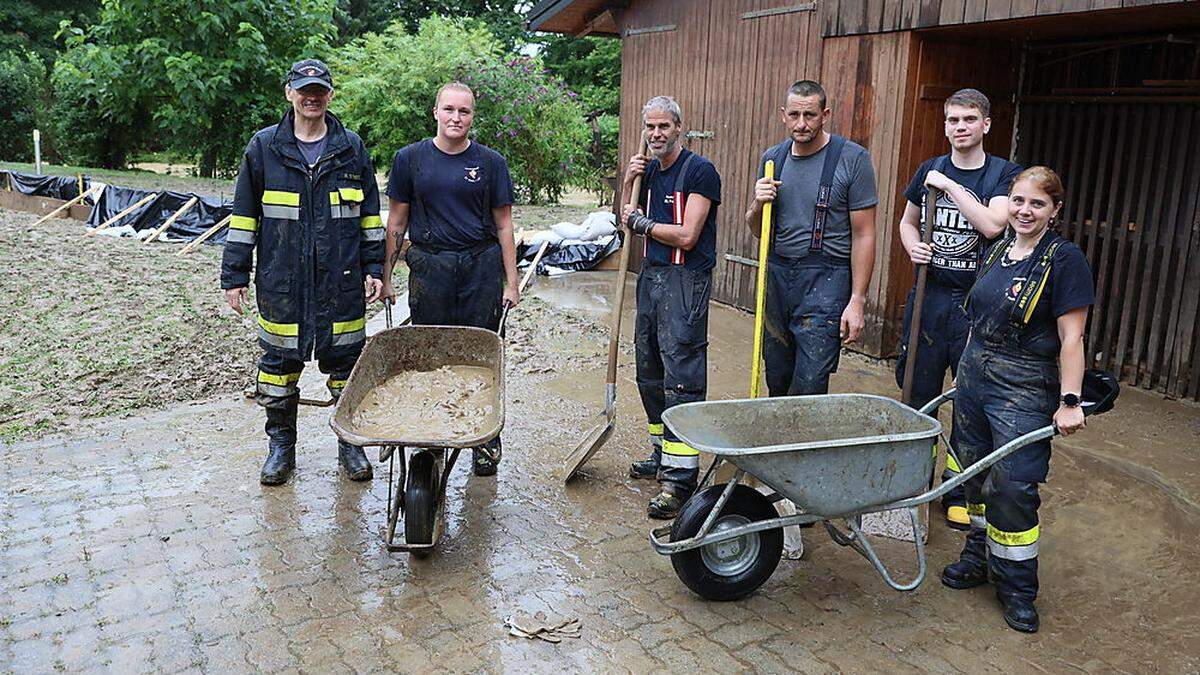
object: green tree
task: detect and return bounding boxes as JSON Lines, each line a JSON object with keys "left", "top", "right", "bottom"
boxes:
{"left": 0, "top": 50, "right": 49, "bottom": 162}
{"left": 0, "top": 1, "right": 98, "bottom": 61}
{"left": 332, "top": 16, "right": 589, "bottom": 203}
{"left": 391, "top": 1, "right": 530, "bottom": 51}
{"left": 53, "top": 0, "right": 337, "bottom": 175}
{"left": 334, "top": 0, "right": 397, "bottom": 41}
{"left": 539, "top": 35, "right": 619, "bottom": 117}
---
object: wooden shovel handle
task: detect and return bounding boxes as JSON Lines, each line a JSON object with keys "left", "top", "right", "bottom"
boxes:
{"left": 606, "top": 138, "right": 649, "bottom": 386}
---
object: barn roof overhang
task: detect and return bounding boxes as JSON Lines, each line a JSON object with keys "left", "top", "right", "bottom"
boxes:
{"left": 526, "top": 0, "right": 624, "bottom": 37}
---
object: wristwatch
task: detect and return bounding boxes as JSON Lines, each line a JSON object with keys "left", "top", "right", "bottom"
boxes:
{"left": 1060, "top": 393, "right": 1081, "bottom": 408}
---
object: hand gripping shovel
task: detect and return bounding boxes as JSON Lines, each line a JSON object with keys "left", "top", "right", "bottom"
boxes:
{"left": 563, "top": 138, "right": 649, "bottom": 482}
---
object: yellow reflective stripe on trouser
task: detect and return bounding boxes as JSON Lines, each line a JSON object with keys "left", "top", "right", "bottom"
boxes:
{"left": 967, "top": 502, "right": 986, "bottom": 530}
{"left": 361, "top": 215, "right": 384, "bottom": 241}
{"left": 257, "top": 370, "right": 301, "bottom": 398}
{"left": 327, "top": 378, "right": 347, "bottom": 399}
{"left": 258, "top": 316, "right": 299, "bottom": 350}
{"left": 661, "top": 439, "right": 699, "bottom": 469}
{"left": 331, "top": 317, "right": 366, "bottom": 346}
{"left": 648, "top": 423, "right": 664, "bottom": 448}
{"left": 987, "top": 524, "right": 1039, "bottom": 561}
{"left": 945, "top": 452, "right": 962, "bottom": 473}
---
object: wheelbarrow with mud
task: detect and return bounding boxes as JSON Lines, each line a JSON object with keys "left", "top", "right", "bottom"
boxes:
{"left": 329, "top": 243, "right": 548, "bottom": 556}
{"left": 651, "top": 373, "right": 1119, "bottom": 600}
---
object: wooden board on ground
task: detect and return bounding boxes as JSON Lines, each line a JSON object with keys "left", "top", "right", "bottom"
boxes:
{"left": 0, "top": 190, "right": 92, "bottom": 222}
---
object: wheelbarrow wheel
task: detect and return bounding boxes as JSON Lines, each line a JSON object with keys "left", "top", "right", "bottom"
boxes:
{"left": 669, "top": 484, "right": 783, "bottom": 601}
{"left": 405, "top": 450, "right": 438, "bottom": 556}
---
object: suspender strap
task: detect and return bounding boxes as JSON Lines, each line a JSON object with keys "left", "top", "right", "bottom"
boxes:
{"left": 671, "top": 153, "right": 697, "bottom": 223}
{"left": 810, "top": 135, "right": 847, "bottom": 252}
{"left": 1011, "top": 233, "right": 1063, "bottom": 325}
{"left": 408, "top": 139, "right": 431, "bottom": 242}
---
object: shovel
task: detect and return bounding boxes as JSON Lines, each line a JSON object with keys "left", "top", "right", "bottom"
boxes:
{"left": 563, "top": 138, "right": 649, "bottom": 482}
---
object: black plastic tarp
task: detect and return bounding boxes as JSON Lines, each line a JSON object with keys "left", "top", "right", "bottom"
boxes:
{"left": 520, "top": 233, "right": 621, "bottom": 275}
{"left": 3, "top": 170, "right": 89, "bottom": 201}
{"left": 85, "top": 185, "right": 232, "bottom": 244}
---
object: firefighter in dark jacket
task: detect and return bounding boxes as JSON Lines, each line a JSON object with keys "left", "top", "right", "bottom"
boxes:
{"left": 221, "top": 59, "right": 385, "bottom": 485}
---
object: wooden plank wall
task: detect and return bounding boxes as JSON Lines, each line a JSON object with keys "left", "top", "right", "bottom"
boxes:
{"left": 615, "top": 0, "right": 714, "bottom": 273}
{"left": 822, "top": 0, "right": 1190, "bottom": 35}
{"left": 819, "top": 32, "right": 917, "bottom": 355}
{"left": 614, "top": 0, "right": 824, "bottom": 305}
{"left": 1015, "top": 100, "right": 1200, "bottom": 400}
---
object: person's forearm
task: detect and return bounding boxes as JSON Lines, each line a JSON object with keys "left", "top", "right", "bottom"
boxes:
{"left": 495, "top": 214, "right": 519, "bottom": 288}
{"left": 383, "top": 205, "right": 408, "bottom": 286}
{"left": 945, "top": 183, "right": 1007, "bottom": 238}
{"left": 849, "top": 221, "right": 876, "bottom": 300}
{"left": 899, "top": 219, "right": 921, "bottom": 255}
{"left": 744, "top": 200, "right": 764, "bottom": 238}
{"left": 1058, "top": 335, "right": 1085, "bottom": 396}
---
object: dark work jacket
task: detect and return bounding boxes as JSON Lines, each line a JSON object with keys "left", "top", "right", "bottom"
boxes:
{"left": 221, "top": 110, "right": 384, "bottom": 360}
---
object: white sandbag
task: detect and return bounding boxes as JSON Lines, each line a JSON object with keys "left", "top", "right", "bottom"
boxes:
{"left": 578, "top": 211, "right": 616, "bottom": 240}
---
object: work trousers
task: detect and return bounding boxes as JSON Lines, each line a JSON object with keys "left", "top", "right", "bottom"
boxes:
{"left": 635, "top": 264, "right": 711, "bottom": 495}
{"left": 256, "top": 348, "right": 361, "bottom": 409}
{"left": 954, "top": 338, "right": 1058, "bottom": 602}
{"left": 763, "top": 253, "right": 851, "bottom": 397}
{"left": 406, "top": 240, "right": 503, "bottom": 331}
{"left": 894, "top": 283, "right": 970, "bottom": 507}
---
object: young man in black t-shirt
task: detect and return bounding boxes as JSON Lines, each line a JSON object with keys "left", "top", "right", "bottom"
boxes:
{"left": 381, "top": 82, "right": 519, "bottom": 477}
{"left": 621, "top": 96, "right": 722, "bottom": 519}
{"left": 896, "top": 88, "right": 1022, "bottom": 528}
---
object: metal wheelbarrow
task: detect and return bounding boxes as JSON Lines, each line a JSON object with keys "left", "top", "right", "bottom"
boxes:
{"left": 330, "top": 318, "right": 504, "bottom": 556}
{"left": 651, "top": 375, "right": 1119, "bottom": 601}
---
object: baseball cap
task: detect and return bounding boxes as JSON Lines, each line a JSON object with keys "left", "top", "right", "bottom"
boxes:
{"left": 287, "top": 59, "right": 333, "bottom": 90}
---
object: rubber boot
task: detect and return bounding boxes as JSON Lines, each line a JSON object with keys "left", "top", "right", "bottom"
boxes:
{"left": 940, "top": 558, "right": 989, "bottom": 589}
{"left": 260, "top": 400, "right": 297, "bottom": 485}
{"left": 944, "top": 504, "right": 971, "bottom": 531}
{"left": 472, "top": 436, "right": 501, "bottom": 477}
{"left": 999, "top": 593, "right": 1039, "bottom": 633}
{"left": 648, "top": 488, "right": 692, "bottom": 520}
{"left": 629, "top": 457, "right": 659, "bottom": 480}
{"left": 338, "top": 441, "right": 372, "bottom": 481}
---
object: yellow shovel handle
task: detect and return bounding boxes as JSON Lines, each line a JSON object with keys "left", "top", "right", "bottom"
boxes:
{"left": 749, "top": 160, "right": 775, "bottom": 398}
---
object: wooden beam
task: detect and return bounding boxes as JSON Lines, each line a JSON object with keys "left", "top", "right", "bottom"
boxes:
{"left": 143, "top": 196, "right": 199, "bottom": 245}
{"left": 30, "top": 185, "right": 100, "bottom": 227}
{"left": 86, "top": 193, "right": 158, "bottom": 237}
{"left": 177, "top": 214, "right": 232, "bottom": 256}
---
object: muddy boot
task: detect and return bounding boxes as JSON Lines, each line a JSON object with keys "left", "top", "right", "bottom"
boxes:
{"left": 629, "top": 457, "right": 659, "bottom": 480}
{"left": 473, "top": 437, "right": 501, "bottom": 477}
{"left": 999, "top": 594, "right": 1039, "bottom": 633}
{"left": 647, "top": 489, "right": 691, "bottom": 520}
{"left": 944, "top": 503, "right": 971, "bottom": 531}
{"left": 940, "top": 558, "right": 989, "bottom": 589}
{"left": 260, "top": 401, "right": 297, "bottom": 486}
{"left": 338, "top": 441, "right": 372, "bottom": 481}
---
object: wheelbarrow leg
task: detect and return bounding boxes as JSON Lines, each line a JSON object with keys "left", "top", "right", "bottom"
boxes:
{"left": 384, "top": 447, "right": 405, "bottom": 548}
{"left": 830, "top": 507, "right": 927, "bottom": 591}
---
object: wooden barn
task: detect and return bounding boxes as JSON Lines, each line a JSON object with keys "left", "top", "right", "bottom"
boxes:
{"left": 529, "top": 0, "right": 1200, "bottom": 400}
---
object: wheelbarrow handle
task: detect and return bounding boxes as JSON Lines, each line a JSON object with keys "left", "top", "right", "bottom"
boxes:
{"left": 498, "top": 240, "right": 551, "bottom": 333}
{"left": 886, "top": 423, "right": 1058, "bottom": 511}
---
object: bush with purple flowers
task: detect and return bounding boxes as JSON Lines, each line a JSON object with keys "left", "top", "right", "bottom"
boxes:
{"left": 332, "top": 16, "right": 590, "bottom": 204}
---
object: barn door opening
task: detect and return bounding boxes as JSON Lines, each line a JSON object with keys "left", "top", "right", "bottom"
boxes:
{"left": 1014, "top": 31, "right": 1200, "bottom": 400}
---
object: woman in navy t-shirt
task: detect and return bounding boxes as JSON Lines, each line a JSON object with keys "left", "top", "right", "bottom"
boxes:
{"left": 940, "top": 166, "right": 1094, "bottom": 634}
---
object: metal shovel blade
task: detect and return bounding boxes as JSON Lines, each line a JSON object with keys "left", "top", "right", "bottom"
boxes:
{"left": 562, "top": 412, "right": 615, "bottom": 482}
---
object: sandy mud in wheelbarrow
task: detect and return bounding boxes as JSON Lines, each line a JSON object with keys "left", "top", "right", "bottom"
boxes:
{"left": 331, "top": 325, "right": 505, "bottom": 449}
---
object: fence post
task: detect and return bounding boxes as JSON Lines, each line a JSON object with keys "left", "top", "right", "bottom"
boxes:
{"left": 33, "top": 129, "right": 42, "bottom": 174}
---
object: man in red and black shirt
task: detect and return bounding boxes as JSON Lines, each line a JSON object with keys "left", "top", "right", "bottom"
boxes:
{"left": 621, "top": 96, "right": 722, "bottom": 519}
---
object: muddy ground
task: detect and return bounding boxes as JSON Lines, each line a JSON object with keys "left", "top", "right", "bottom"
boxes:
{"left": 2, "top": 258, "right": 1199, "bottom": 672}
{"left": 0, "top": 195, "right": 596, "bottom": 442}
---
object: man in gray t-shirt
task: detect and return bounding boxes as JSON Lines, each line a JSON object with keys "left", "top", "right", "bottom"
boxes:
{"left": 744, "top": 79, "right": 878, "bottom": 396}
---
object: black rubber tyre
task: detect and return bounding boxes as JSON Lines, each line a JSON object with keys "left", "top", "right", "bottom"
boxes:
{"left": 669, "top": 484, "right": 784, "bottom": 601}
{"left": 404, "top": 450, "right": 438, "bottom": 556}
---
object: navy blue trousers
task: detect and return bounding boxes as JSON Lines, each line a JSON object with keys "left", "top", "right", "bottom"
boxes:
{"left": 763, "top": 254, "right": 850, "bottom": 397}
{"left": 406, "top": 240, "right": 502, "bottom": 331}
{"left": 954, "top": 338, "right": 1057, "bottom": 602}
{"left": 635, "top": 264, "right": 711, "bottom": 495}
{"left": 894, "top": 283, "right": 970, "bottom": 507}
